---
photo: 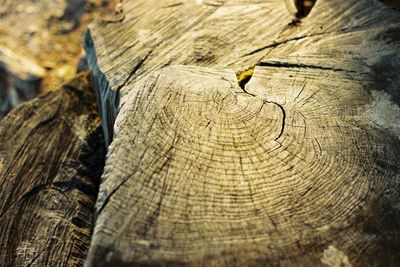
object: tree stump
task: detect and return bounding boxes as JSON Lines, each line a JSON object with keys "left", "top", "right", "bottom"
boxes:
{"left": 0, "top": 73, "right": 105, "bottom": 267}
{"left": 87, "top": 0, "right": 400, "bottom": 266}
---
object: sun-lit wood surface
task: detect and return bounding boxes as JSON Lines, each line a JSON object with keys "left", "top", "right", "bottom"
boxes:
{"left": 82, "top": 0, "right": 400, "bottom": 266}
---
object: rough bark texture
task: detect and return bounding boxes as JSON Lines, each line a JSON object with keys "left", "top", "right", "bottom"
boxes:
{"left": 0, "top": 0, "right": 118, "bottom": 118}
{"left": 0, "top": 72, "right": 105, "bottom": 267}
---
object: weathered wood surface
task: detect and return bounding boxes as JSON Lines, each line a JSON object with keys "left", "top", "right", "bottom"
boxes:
{"left": 84, "top": 0, "right": 400, "bottom": 266}
{"left": 85, "top": 0, "right": 400, "bottom": 145}
{"left": 0, "top": 0, "right": 118, "bottom": 118}
{"left": 84, "top": 0, "right": 295, "bottom": 144}
{"left": 86, "top": 65, "right": 400, "bottom": 266}
{"left": 0, "top": 73, "right": 105, "bottom": 267}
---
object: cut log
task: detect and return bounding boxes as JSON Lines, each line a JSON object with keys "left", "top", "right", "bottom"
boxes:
{"left": 0, "top": 72, "right": 105, "bottom": 267}
{"left": 84, "top": 0, "right": 400, "bottom": 145}
{"left": 84, "top": 0, "right": 295, "bottom": 145}
{"left": 83, "top": 0, "right": 400, "bottom": 266}
{"left": 86, "top": 65, "right": 400, "bottom": 266}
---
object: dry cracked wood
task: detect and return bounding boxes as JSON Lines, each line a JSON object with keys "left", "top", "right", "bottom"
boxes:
{"left": 84, "top": 0, "right": 400, "bottom": 145}
{"left": 84, "top": 0, "right": 400, "bottom": 266}
{"left": 86, "top": 65, "right": 400, "bottom": 266}
{"left": 0, "top": 73, "right": 105, "bottom": 267}
{"left": 84, "top": 0, "right": 295, "bottom": 145}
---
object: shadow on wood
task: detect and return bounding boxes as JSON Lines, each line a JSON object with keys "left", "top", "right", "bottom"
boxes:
{"left": 0, "top": 73, "right": 105, "bottom": 267}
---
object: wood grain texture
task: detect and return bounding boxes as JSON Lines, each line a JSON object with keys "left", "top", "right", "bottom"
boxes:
{"left": 0, "top": 73, "right": 105, "bottom": 267}
{"left": 86, "top": 65, "right": 400, "bottom": 266}
{"left": 84, "top": 0, "right": 295, "bottom": 145}
{"left": 255, "top": 0, "right": 400, "bottom": 104}
{"left": 84, "top": 0, "right": 400, "bottom": 266}
{"left": 84, "top": 0, "right": 400, "bottom": 145}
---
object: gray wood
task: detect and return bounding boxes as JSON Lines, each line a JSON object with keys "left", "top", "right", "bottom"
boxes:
{"left": 84, "top": 0, "right": 400, "bottom": 266}
{"left": 0, "top": 73, "right": 105, "bottom": 267}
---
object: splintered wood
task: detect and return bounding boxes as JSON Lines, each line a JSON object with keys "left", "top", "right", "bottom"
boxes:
{"left": 86, "top": 0, "right": 399, "bottom": 266}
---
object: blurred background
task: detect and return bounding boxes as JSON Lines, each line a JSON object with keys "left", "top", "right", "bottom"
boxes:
{"left": 0, "top": 0, "right": 119, "bottom": 118}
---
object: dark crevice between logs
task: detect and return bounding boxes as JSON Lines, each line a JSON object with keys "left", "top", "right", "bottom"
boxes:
{"left": 0, "top": 69, "right": 11, "bottom": 118}
{"left": 49, "top": 74, "right": 107, "bottom": 266}
{"left": 0, "top": 72, "right": 107, "bottom": 266}
{"left": 369, "top": 53, "right": 400, "bottom": 105}
{"left": 84, "top": 30, "right": 120, "bottom": 148}
{"left": 64, "top": 73, "right": 107, "bottom": 264}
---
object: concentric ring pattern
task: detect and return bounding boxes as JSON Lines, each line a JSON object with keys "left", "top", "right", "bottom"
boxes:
{"left": 87, "top": 65, "right": 400, "bottom": 266}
